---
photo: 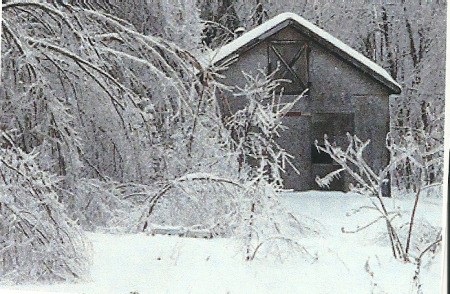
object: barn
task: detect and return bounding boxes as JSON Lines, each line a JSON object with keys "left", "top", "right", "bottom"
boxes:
{"left": 210, "top": 12, "right": 401, "bottom": 192}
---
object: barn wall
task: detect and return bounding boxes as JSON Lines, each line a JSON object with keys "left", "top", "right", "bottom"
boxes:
{"left": 218, "top": 26, "right": 391, "bottom": 191}
{"left": 307, "top": 35, "right": 390, "bottom": 190}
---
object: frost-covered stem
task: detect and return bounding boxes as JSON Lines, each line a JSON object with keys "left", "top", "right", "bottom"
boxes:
{"left": 375, "top": 179, "right": 407, "bottom": 260}
{"left": 3, "top": 1, "right": 82, "bottom": 40}
{"left": 386, "top": 222, "right": 398, "bottom": 259}
{"left": 245, "top": 202, "right": 256, "bottom": 261}
{"left": 141, "top": 183, "right": 172, "bottom": 231}
{"left": 140, "top": 174, "right": 244, "bottom": 231}
{"left": 412, "top": 233, "right": 442, "bottom": 293}
{"left": 406, "top": 183, "right": 422, "bottom": 254}
{"left": 390, "top": 221, "right": 407, "bottom": 261}
{"left": 376, "top": 175, "right": 408, "bottom": 261}
{"left": 341, "top": 214, "right": 397, "bottom": 234}
{"left": 249, "top": 236, "right": 310, "bottom": 261}
{"left": 187, "top": 81, "right": 208, "bottom": 155}
{"left": 1, "top": 19, "right": 25, "bottom": 54}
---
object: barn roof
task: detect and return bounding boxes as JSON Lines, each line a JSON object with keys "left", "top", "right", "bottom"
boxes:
{"left": 210, "top": 12, "right": 401, "bottom": 94}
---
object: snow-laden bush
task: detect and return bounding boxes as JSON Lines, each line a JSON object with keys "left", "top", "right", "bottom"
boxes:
{"left": 315, "top": 134, "right": 442, "bottom": 261}
{"left": 315, "top": 134, "right": 442, "bottom": 293}
{"left": 65, "top": 178, "right": 141, "bottom": 232}
{"left": 232, "top": 179, "right": 318, "bottom": 261}
{"left": 226, "top": 70, "right": 304, "bottom": 187}
{"left": 0, "top": 133, "right": 91, "bottom": 283}
{"left": 131, "top": 70, "right": 315, "bottom": 261}
{"left": 223, "top": 71, "right": 313, "bottom": 260}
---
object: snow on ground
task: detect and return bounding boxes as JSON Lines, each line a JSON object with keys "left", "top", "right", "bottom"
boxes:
{"left": 1, "top": 191, "right": 444, "bottom": 294}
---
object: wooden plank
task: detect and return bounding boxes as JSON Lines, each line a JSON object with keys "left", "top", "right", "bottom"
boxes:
{"left": 285, "top": 111, "right": 311, "bottom": 117}
{"left": 287, "top": 45, "right": 306, "bottom": 68}
{"left": 149, "top": 226, "right": 213, "bottom": 239}
{"left": 270, "top": 40, "right": 304, "bottom": 45}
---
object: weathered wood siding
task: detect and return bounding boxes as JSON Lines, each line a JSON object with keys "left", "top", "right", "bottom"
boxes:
{"left": 218, "top": 26, "right": 391, "bottom": 191}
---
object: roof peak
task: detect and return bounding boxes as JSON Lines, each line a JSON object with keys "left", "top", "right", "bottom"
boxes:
{"left": 209, "top": 12, "right": 401, "bottom": 94}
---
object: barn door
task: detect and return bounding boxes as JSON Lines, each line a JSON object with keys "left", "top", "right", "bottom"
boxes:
{"left": 278, "top": 113, "right": 312, "bottom": 191}
{"left": 268, "top": 41, "right": 309, "bottom": 94}
{"left": 311, "top": 113, "right": 355, "bottom": 191}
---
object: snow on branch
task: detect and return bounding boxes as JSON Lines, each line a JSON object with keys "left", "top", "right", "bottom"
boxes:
{"left": 0, "top": 132, "right": 91, "bottom": 283}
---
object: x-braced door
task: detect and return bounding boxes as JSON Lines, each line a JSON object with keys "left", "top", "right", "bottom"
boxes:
{"left": 268, "top": 40, "right": 309, "bottom": 95}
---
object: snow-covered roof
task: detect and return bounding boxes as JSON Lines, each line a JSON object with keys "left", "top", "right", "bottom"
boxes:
{"left": 210, "top": 12, "right": 401, "bottom": 94}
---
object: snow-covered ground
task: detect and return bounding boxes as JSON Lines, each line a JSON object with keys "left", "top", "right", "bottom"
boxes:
{"left": 1, "top": 191, "right": 444, "bottom": 294}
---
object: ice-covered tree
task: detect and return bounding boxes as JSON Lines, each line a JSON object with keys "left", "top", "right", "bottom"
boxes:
{"left": 1, "top": 0, "right": 208, "bottom": 281}
{"left": 0, "top": 132, "right": 91, "bottom": 283}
